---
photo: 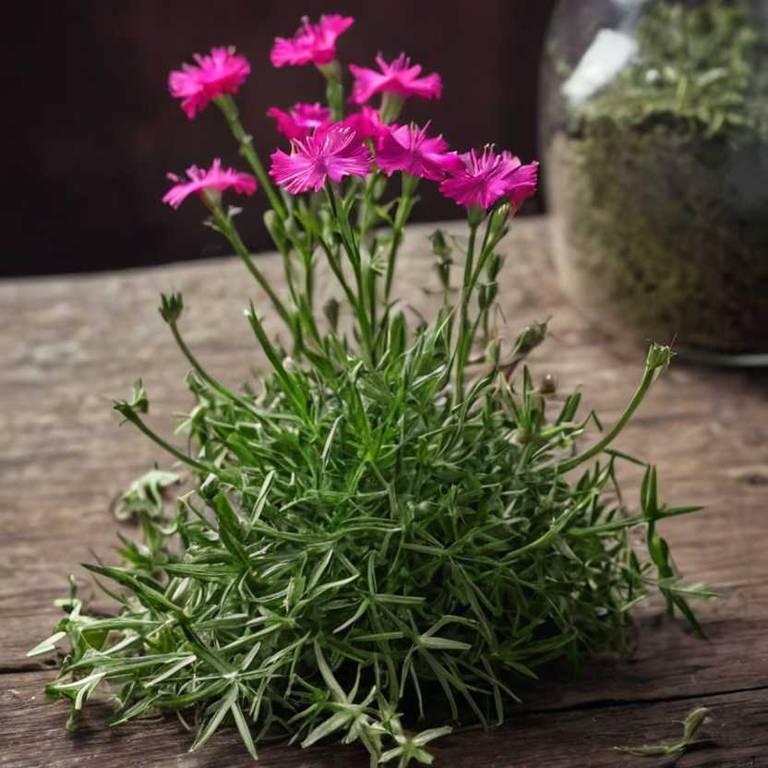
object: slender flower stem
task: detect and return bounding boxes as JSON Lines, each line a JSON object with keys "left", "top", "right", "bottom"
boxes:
{"left": 166, "top": 319, "right": 269, "bottom": 418}
{"left": 325, "top": 182, "right": 360, "bottom": 270}
{"left": 463, "top": 211, "right": 509, "bottom": 353}
{"left": 245, "top": 303, "right": 311, "bottom": 423}
{"left": 324, "top": 182, "right": 375, "bottom": 362}
{"left": 323, "top": 71, "right": 345, "bottom": 121}
{"left": 215, "top": 95, "right": 288, "bottom": 219}
{"left": 324, "top": 181, "right": 363, "bottom": 303}
{"left": 468, "top": 216, "right": 495, "bottom": 294}
{"left": 210, "top": 204, "right": 292, "bottom": 329}
{"left": 357, "top": 171, "right": 380, "bottom": 242}
{"left": 263, "top": 209, "right": 300, "bottom": 308}
{"left": 454, "top": 216, "right": 482, "bottom": 401}
{"left": 384, "top": 174, "right": 418, "bottom": 302}
{"left": 117, "top": 407, "right": 213, "bottom": 475}
{"left": 557, "top": 345, "right": 672, "bottom": 473}
{"left": 318, "top": 235, "right": 374, "bottom": 366}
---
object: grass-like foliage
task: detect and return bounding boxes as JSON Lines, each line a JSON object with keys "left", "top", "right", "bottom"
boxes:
{"left": 32, "top": 15, "right": 710, "bottom": 765}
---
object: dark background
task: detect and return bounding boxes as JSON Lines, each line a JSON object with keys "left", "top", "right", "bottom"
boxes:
{"left": 4, "top": 1, "right": 556, "bottom": 277}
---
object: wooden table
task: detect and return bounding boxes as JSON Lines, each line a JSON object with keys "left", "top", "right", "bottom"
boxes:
{"left": 2, "top": 218, "right": 767, "bottom": 767}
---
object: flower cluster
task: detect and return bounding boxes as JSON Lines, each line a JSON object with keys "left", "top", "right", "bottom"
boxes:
{"left": 166, "top": 22, "right": 537, "bottom": 213}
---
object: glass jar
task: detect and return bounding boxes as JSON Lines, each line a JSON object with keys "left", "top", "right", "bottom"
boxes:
{"left": 541, "top": 0, "right": 768, "bottom": 364}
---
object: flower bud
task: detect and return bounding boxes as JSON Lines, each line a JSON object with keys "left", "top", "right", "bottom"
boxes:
{"left": 539, "top": 373, "right": 557, "bottom": 395}
{"left": 114, "top": 380, "right": 149, "bottom": 421}
{"left": 486, "top": 338, "right": 501, "bottom": 369}
{"left": 489, "top": 202, "right": 512, "bottom": 238}
{"left": 429, "top": 229, "right": 452, "bottom": 259}
{"left": 478, "top": 284, "right": 490, "bottom": 311}
{"left": 159, "top": 292, "right": 184, "bottom": 324}
{"left": 646, "top": 343, "right": 673, "bottom": 372}
{"left": 488, "top": 253, "right": 504, "bottom": 280}
{"left": 323, "top": 298, "right": 340, "bottom": 331}
{"left": 513, "top": 321, "right": 549, "bottom": 355}
{"left": 264, "top": 209, "right": 288, "bottom": 253}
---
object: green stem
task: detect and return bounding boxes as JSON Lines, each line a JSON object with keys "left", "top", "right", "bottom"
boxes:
{"left": 210, "top": 204, "right": 292, "bottom": 329}
{"left": 324, "top": 183, "right": 375, "bottom": 362}
{"left": 304, "top": 251, "right": 315, "bottom": 311}
{"left": 454, "top": 219, "right": 481, "bottom": 401}
{"left": 319, "top": 235, "right": 374, "bottom": 366}
{"left": 557, "top": 345, "right": 672, "bottom": 473}
{"left": 325, "top": 74, "right": 345, "bottom": 121}
{"left": 167, "top": 320, "right": 265, "bottom": 416}
{"left": 318, "top": 237, "right": 356, "bottom": 310}
{"left": 357, "top": 171, "right": 380, "bottom": 242}
{"left": 119, "top": 409, "right": 213, "bottom": 475}
{"left": 325, "top": 181, "right": 360, "bottom": 273}
{"left": 384, "top": 174, "right": 418, "bottom": 302}
{"left": 462, "top": 216, "right": 496, "bottom": 357}
{"left": 468, "top": 216, "right": 495, "bottom": 295}
{"left": 215, "top": 95, "right": 287, "bottom": 219}
{"left": 245, "top": 304, "right": 310, "bottom": 422}
{"left": 461, "top": 204, "right": 512, "bottom": 353}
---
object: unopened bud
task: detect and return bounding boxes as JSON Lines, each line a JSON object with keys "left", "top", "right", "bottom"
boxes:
{"left": 514, "top": 320, "right": 549, "bottom": 355}
{"left": 489, "top": 253, "right": 504, "bottom": 279}
{"left": 489, "top": 202, "right": 512, "bottom": 237}
{"left": 323, "top": 298, "right": 340, "bottom": 331}
{"left": 539, "top": 373, "right": 557, "bottom": 395}
{"left": 264, "top": 209, "right": 288, "bottom": 253}
{"left": 486, "top": 338, "right": 501, "bottom": 369}
{"left": 478, "top": 284, "right": 490, "bottom": 311}
{"left": 159, "top": 292, "right": 184, "bottom": 324}
{"left": 430, "top": 229, "right": 452, "bottom": 259}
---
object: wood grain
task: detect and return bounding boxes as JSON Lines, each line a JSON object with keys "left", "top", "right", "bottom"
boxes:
{"left": 2, "top": 671, "right": 767, "bottom": 767}
{"left": 1, "top": 218, "right": 767, "bottom": 764}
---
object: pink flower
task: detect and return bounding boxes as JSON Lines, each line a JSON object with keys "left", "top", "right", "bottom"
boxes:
{"left": 270, "top": 14, "right": 354, "bottom": 67}
{"left": 162, "top": 159, "right": 257, "bottom": 209}
{"left": 376, "top": 122, "right": 463, "bottom": 181}
{"left": 270, "top": 125, "right": 372, "bottom": 194}
{"left": 440, "top": 148, "right": 537, "bottom": 209}
{"left": 169, "top": 47, "right": 250, "bottom": 119}
{"left": 349, "top": 54, "right": 442, "bottom": 105}
{"left": 340, "top": 106, "right": 387, "bottom": 141}
{"left": 506, "top": 159, "right": 539, "bottom": 208}
{"left": 267, "top": 102, "right": 333, "bottom": 140}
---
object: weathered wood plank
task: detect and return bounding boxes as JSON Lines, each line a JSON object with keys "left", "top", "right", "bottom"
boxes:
{"left": 2, "top": 671, "right": 766, "bottom": 767}
{"left": 2, "top": 219, "right": 767, "bottom": 763}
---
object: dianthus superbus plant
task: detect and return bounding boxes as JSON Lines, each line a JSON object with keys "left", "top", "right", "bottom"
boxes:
{"left": 32, "top": 14, "right": 710, "bottom": 765}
